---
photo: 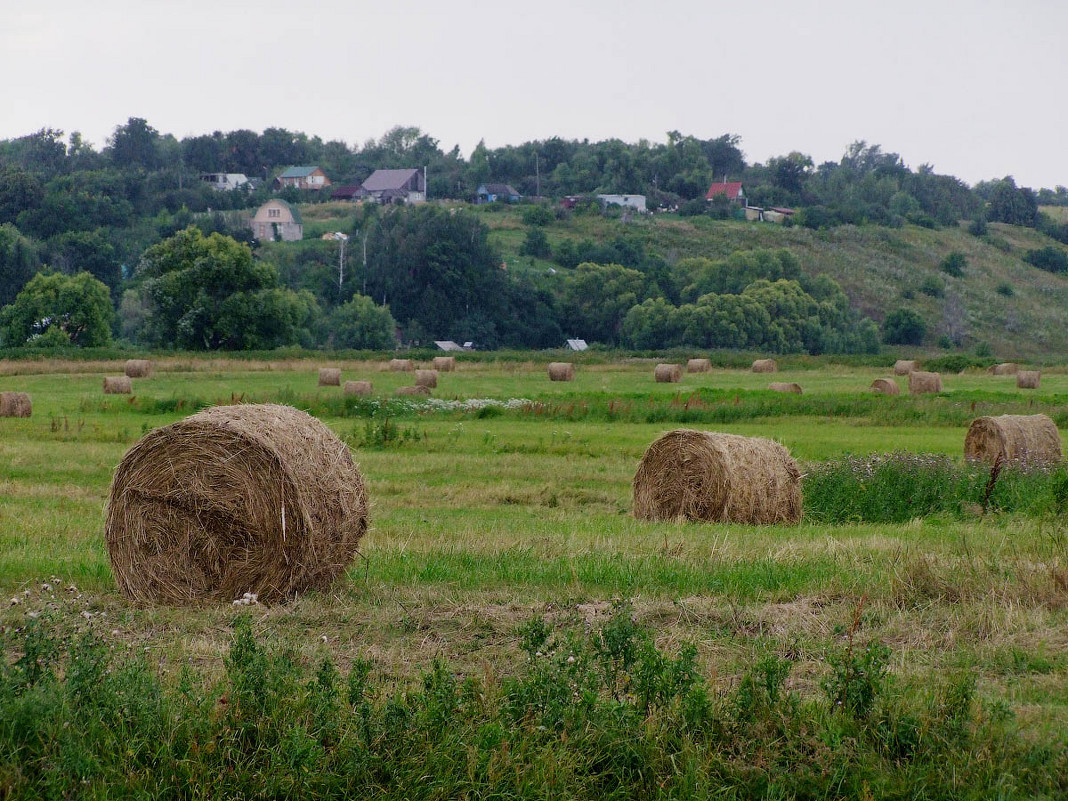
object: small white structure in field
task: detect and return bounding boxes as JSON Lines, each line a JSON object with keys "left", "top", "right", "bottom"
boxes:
{"left": 597, "top": 194, "right": 647, "bottom": 212}
{"left": 434, "top": 340, "right": 464, "bottom": 351}
{"left": 565, "top": 339, "right": 589, "bottom": 351}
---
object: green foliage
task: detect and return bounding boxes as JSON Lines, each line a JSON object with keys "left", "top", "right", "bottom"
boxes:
{"left": 518, "top": 227, "right": 551, "bottom": 258}
{"left": 561, "top": 262, "right": 651, "bottom": 344}
{"left": 824, "top": 639, "right": 891, "bottom": 719}
{"left": 882, "top": 307, "right": 925, "bottom": 345}
{"left": 357, "top": 417, "right": 426, "bottom": 448}
{"left": 328, "top": 295, "right": 396, "bottom": 349}
{"left": 0, "top": 270, "right": 114, "bottom": 347}
{"left": 919, "top": 274, "right": 945, "bottom": 298}
{"left": 1023, "top": 245, "right": 1068, "bottom": 274}
{"left": 995, "top": 281, "right": 1015, "bottom": 297}
{"left": 520, "top": 204, "right": 555, "bottom": 226}
{"left": 939, "top": 251, "right": 967, "bottom": 277}
{"left": 0, "top": 223, "right": 41, "bottom": 307}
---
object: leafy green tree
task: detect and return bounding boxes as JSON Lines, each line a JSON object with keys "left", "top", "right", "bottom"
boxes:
{"left": 329, "top": 295, "right": 397, "bottom": 349}
{"left": 621, "top": 297, "right": 682, "bottom": 348}
{"left": 883, "top": 308, "right": 926, "bottom": 345}
{"left": 519, "top": 228, "right": 551, "bottom": 258}
{"left": 0, "top": 271, "right": 113, "bottom": 347}
{"left": 560, "top": 262, "right": 651, "bottom": 344}
{"left": 0, "top": 223, "right": 41, "bottom": 306}
{"left": 984, "top": 177, "right": 1038, "bottom": 227}
{"left": 0, "top": 168, "right": 43, "bottom": 224}
{"left": 939, "top": 251, "right": 967, "bottom": 277}
{"left": 47, "top": 230, "right": 121, "bottom": 291}
{"left": 107, "top": 117, "right": 162, "bottom": 170}
{"left": 1023, "top": 246, "right": 1068, "bottom": 274}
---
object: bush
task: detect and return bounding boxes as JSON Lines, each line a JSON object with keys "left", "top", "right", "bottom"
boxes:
{"left": 519, "top": 227, "right": 551, "bottom": 258}
{"left": 1023, "top": 246, "right": 1068, "bottom": 274}
{"left": 996, "top": 281, "right": 1014, "bottom": 297}
{"left": 919, "top": 275, "right": 945, "bottom": 298}
{"left": 939, "top": 251, "right": 967, "bottom": 277}
{"left": 883, "top": 308, "right": 925, "bottom": 345}
{"left": 521, "top": 204, "right": 555, "bottom": 227}
{"left": 968, "top": 216, "right": 988, "bottom": 237}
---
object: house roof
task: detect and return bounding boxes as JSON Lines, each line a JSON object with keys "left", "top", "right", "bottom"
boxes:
{"left": 331, "top": 185, "right": 364, "bottom": 199}
{"left": 261, "top": 198, "right": 302, "bottom": 224}
{"left": 479, "top": 183, "right": 519, "bottom": 196}
{"left": 279, "top": 166, "right": 322, "bottom": 179}
{"left": 362, "top": 168, "right": 420, "bottom": 192}
{"left": 706, "top": 181, "right": 744, "bottom": 200}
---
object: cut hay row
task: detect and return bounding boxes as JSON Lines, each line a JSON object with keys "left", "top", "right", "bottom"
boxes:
{"left": 686, "top": 358, "right": 711, "bottom": 373}
{"left": 124, "top": 359, "right": 152, "bottom": 378}
{"left": 1017, "top": 370, "right": 1040, "bottom": 389}
{"left": 395, "top": 385, "right": 430, "bottom": 396}
{"left": 105, "top": 404, "right": 367, "bottom": 604}
{"left": 768, "top": 382, "right": 802, "bottom": 394}
{"left": 415, "top": 369, "right": 438, "bottom": 389}
{"left": 0, "top": 391, "right": 31, "bottom": 417}
{"left": 103, "top": 376, "right": 132, "bottom": 394}
{"left": 964, "top": 414, "right": 1061, "bottom": 466}
{"left": 908, "top": 371, "right": 942, "bottom": 394}
{"left": 989, "top": 362, "right": 1019, "bottom": 376}
{"left": 318, "top": 367, "right": 341, "bottom": 386}
{"left": 343, "top": 380, "right": 373, "bottom": 396}
{"left": 548, "top": 362, "right": 574, "bottom": 381}
{"left": 432, "top": 356, "right": 457, "bottom": 372}
{"left": 751, "top": 359, "right": 777, "bottom": 373}
{"left": 389, "top": 359, "right": 414, "bottom": 372}
{"left": 870, "top": 378, "right": 900, "bottom": 396}
{"left": 654, "top": 363, "right": 682, "bottom": 383}
{"left": 633, "top": 429, "right": 801, "bottom": 524}
{"left": 894, "top": 359, "right": 919, "bottom": 376}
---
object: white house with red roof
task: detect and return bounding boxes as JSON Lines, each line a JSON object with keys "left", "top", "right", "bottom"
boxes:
{"left": 705, "top": 181, "right": 746, "bottom": 204}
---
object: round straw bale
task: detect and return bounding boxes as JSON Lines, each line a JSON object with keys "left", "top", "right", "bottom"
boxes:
{"left": 870, "top": 378, "right": 900, "bottom": 396}
{"left": 1017, "top": 370, "right": 1041, "bottom": 389}
{"left": 768, "top": 382, "right": 802, "bottom": 394}
{"left": 105, "top": 404, "right": 367, "bottom": 604}
{"left": 124, "top": 359, "right": 153, "bottom": 378}
{"left": 318, "top": 367, "right": 341, "bottom": 386}
{"left": 654, "top": 363, "right": 682, "bottom": 383}
{"left": 432, "top": 356, "right": 457, "bottom": 372}
{"left": 548, "top": 362, "right": 575, "bottom": 381}
{"left": 751, "top": 359, "right": 777, "bottom": 373}
{"left": 989, "top": 362, "right": 1018, "bottom": 376}
{"left": 103, "top": 376, "right": 132, "bottom": 394}
{"left": 343, "top": 380, "right": 373, "bottom": 396}
{"left": 908, "top": 371, "right": 942, "bottom": 394}
{"left": 395, "top": 385, "right": 430, "bottom": 396}
{"left": 893, "top": 359, "right": 919, "bottom": 376}
{"left": 686, "top": 358, "right": 711, "bottom": 373}
{"left": 964, "top": 414, "right": 1062, "bottom": 466}
{"left": 414, "top": 369, "right": 438, "bottom": 388}
{"left": 633, "top": 429, "right": 801, "bottom": 524}
{"left": 389, "top": 359, "right": 414, "bottom": 372}
{"left": 0, "top": 391, "right": 32, "bottom": 417}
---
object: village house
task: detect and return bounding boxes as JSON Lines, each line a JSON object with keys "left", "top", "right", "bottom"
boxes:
{"left": 250, "top": 199, "right": 303, "bottom": 241}
{"left": 705, "top": 181, "right": 746, "bottom": 204}
{"left": 361, "top": 168, "right": 426, "bottom": 204}
{"left": 476, "top": 183, "right": 521, "bottom": 203}
{"left": 273, "top": 166, "right": 331, "bottom": 191}
{"left": 597, "top": 194, "right": 647, "bottom": 212}
{"left": 330, "top": 184, "right": 364, "bottom": 201}
{"left": 200, "top": 172, "right": 250, "bottom": 191}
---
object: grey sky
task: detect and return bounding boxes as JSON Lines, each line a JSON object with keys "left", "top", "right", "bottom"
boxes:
{"left": 3, "top": 0, "right": 1065, "bottom": 188}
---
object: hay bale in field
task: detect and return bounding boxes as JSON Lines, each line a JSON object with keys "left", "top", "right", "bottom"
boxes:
{"left": 908, "top": 371, "right": 942, "bottom": 394}
{"left": 0, "top": 392, "right": 32, "bottom": 417}
{"left": 432, "top": 356, "right": 457, "bottom": 372}
{"left": 104, "top": 404, "right": 368, "bottom": 604}
{"left": 318, "top": 367, "right": 341, "bottom": 386}
{"left": 964, "top": 414, "right": 1062, "bottom": 466}
{"left": 870, "top": 378, "right": 900, "bottom": 396}
{"left": 751, "top": 359, "right": 777, "bottom": 373}
{"left": 1017, "top": 370, "right": 1041, "bottom": 389}
{"left": 768, "top": 382, "right": 802, "bottom": 394}
{"left": 633, "top": 429, "right": 801, "bottom": 524}
{"left": 414, "top": 369, "right": 438, "bottom": 389}
{"left": 989, "top": 363, "right": 1018, "bottom": 376}
{"left": 124, "top": 359, "right": 152, "bottom": 378}
{"left": 654, "top": 363, "right": 682, "bottom": 383}
{"left": 548, "top": 362, "right": 575, "bottom": 381}
{"left": 389, "top": 359, "right": 414, "bottom": 372}
{"left": 103, "top": 376, "right": 132, "bottom": 394}
{"left": 395, "top": 385, "right": 430, "bottom": 396}
{"left": 893, "top": 359, "right": 919, "bottom": 376}
{"left": 343, "top": 380, "right": 373, "bottom": 397}
{"left": 686, "top": 358, "right": 711, "bottom": 373}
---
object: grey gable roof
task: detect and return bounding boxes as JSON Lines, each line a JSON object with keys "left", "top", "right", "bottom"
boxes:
{"left": 480, "top": 183, "right": 519, "bottom": 196}
{"left": 362, "top": 168, "right": 420, "bottom": 191}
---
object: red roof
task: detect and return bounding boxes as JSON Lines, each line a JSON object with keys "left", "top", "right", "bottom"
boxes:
{"left": 706, "top": 181, "right": 743, "bottom": 200}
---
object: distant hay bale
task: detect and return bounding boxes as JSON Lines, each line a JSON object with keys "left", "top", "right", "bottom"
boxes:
{"left": 124, "top": 359, "right": 152, "bottom": 378}
{"left": 894, "top": 359, "right": 919, "bottom": 376}
{"left": 989, "top": 363, "right": 1019, "bottom": 376}
{"left": 389, "top": 359, "right": 414, "bottom": 372}
{"left": 104, "top": 404, "right": 368, "bottom": 604}
{"left": 751, "top": 359, "right": 777, "bottom": 373}
{"left": 654, "top": 364, "right": 682, "bottom": 383}
{"left": 1017, "top": 370, "right": 1041, "bottom": 389}
{"left": 103, "top": 376, "right": 132, "bottom": 394}
{"left": 318, "top": 367, "right": 341, "bottom": 386}
{"left": 768, "top": 382, "right": 802, "bottom": 394}
{"left": 686, "top": 358, "right": 711, "bottom": 373}
{"left": 548, "top": 362, "right": 575, "bottom": 381}
{"left": 343, "top": 380, "right": 373, "bottom": 397}
{"left": 432, "top": 356, "right": 457, "bottom": 372}
{"left": 633, "top": 429, "right": 801, "bottom": 524}
{"left": 908, "top": 371, "right": 942, "bottom": 394}
{"left": 964, "top": 414, "right": 1061, "bottom": 466}
{"left": 414, "top": 369, "right": 438, "bottom": 389}
{"left": 870, "top": 378, "right": 900, "bottom": 396}
{"left": 0, "top": 392, "right": 31, "bottom": 417}
{"left": 395, "top": 385, "right": 430, "bottom": 396}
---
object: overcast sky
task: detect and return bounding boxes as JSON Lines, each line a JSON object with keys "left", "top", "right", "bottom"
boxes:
{"left": 3, "top": 0, "right": 1065, "bottom": 188}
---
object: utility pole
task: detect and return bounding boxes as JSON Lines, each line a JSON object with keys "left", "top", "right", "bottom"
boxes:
{"left": 535, "top": 152, "right": 540, "bottom": 197}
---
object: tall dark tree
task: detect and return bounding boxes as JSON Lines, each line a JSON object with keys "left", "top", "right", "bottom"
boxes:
{"left": 0, "top": 224, "right": 41, "bottom": 307}
{"left": 107, "top": 117, "right": 161, "bottom": 170}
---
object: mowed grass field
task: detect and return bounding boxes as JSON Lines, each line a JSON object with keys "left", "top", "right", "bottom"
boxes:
{"left": 2, "top": 356, "right": 1067, "bottom": 752}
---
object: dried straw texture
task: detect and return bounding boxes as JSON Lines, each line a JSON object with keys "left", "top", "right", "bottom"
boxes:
{"left": 1017, "top": 370, "right": 1041, "bottom": 389}
{"left": 389, "top": 359, "right": 414, "bottom": 372}
{"left": 318, "top": 367, "right": 341, "bottom": 386}
{"left": 395, "top": 385, "right": 430, "bottom": 396}
{"left": 870, "top": 378, "right": 900, "bottom": 396}
{"left": 414, "top": 369, "right": 438, "bottom": 388}
{"left": 633, "top": 429, "right": 801, "bottom": 524}
{"left": 103, "top": 376, "right": 132, "bottom": 394}
{"left": 343, "top": 380, "right": 373, "bottom": 396}
{"left": 105, "top": 404, "right": 367, "bottom": 605}
{"left": 989, "top": 363, "right": 1019, "bottom": 376}
{"left": 548, "top": 362, "right": 575, "bottom": 381}
{"left": 964, "top": 414, "right": 1062, "bottom": 466}
{"left": 124, "top": 359, "right": 152, "bottom": 378}
{"left": 908, "top": 371, "right": 942, "bottom": 394}
{"left": 751, "top": 359, "right": 777, "bottom": 373}
{"left": 0, "top": 392, "right": 32, "bottom": 417}
{"left": 768, "top": 382, "right": 802, "bottom": 394}
{"left": 686, "top": 358, "right": 711, "bottom": 373}
{"left": 654, "top": 364, "right": 682, "bottom": 383}
{"left": 432, "top": 356, "right": 457, "bottom": 372}
{"left": 894, "top": 359, "right": 919, "bottom": 376}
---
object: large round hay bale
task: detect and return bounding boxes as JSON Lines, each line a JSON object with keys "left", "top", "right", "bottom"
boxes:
{"left": 686, "top": 358, "right": 711, "bottom": 373}
{"left": 633, "top": 429, "right": 801, "bottom": 524}
{"left": 870, "top": 378, "right": 900, "bottom": 396}
{"left": 389, "top": 359, "right": 414, "bottom": 372}
{"left": 989, "top": 363, "right": 1018, "bottom": 376}
{"left": 1017, "top": 370, "right": 1041, "bottom": 389}
{"left": 548, "top": 362, "right": 574, "bottom": 381}
{"left": 908, "top": 371, "right": 942, "bottom": 394}
{"left": 751, "top": 359, "right": 777, "bottom": 373}
{"left": 414, "top": 369, "right": 438, "bottom": 389}
{"left": 432, "top": 356, "right": 457, "bottom": 372}
{"left": 768, "top": 382, "right": 802, "bottom": 394}
{"left": 0, "top": 392, "right": 32, "bottom": 417}
{"left": 654, "top": 364, "right": 682, "bottom": 383}
{"left": 318, "top": 367, "right": 341, "bottom": 386}
{"left": 124, "top": 359, "right": 152, "bottom": 378}
{"left": 105, "top": 404, "right": 367, "bottom": 604}
{"left": 395, "top": 385, "right": 430, "bottom": 396}
{"left": 964, "top": 414, "right": 1062, "bottom": 466}
{"left": 343, "top": 380, "right": 373, "bottom": 397}
{"left": 894, "top": 359, "right": 919, "bottom": 376}
{"left": 103, "top": 376, "right": 132, "bottom": 394}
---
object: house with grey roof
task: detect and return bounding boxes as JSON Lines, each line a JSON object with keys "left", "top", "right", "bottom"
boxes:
{"left": 361, "top": 168, "right": 426, "bottom": 204}
{"left": 273, "top": 166, "right": 331, "bottom": 191}
{"left": 250, "top": 199, "right": 303, "bottom": 241}
{"left": 476, "top": 183, "right": 521, "bottom": 204}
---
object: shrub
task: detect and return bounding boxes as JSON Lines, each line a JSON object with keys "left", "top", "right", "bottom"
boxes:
{"left": 521, "top": 204, "right": 555, "bottom": 227}
{"left": 968, "top": 216, "right": 988, "bottom": 236}
{"left": 919, "top": 275, "right": 945, "bottom": 298}
{"left": 883, "top": 308, "right": 925, "bottom": 345}
{"left": 939, "top": 251, "right": 967, "bottom": 277}
{"left": 519, "top": 227, "right": 551, "bottom": 258}
{"left": 1023, "top": 246, "right": 1068, "bottom": 274}
{"left": 996, "top": 282, "right": 1015, "bottom": 297}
